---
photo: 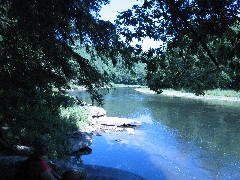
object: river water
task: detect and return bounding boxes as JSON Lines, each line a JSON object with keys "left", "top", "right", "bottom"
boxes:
{"left": 77, "top": 88, "right": 240, "bottom": 180}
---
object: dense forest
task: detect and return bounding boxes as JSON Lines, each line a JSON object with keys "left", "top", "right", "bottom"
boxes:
{"left": 0, "top": 0, "right": 239, "bottom": 157}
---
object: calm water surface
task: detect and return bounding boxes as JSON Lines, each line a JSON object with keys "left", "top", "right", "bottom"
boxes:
{"left": 77, "top": 88, "right": 240, "bottom": 180}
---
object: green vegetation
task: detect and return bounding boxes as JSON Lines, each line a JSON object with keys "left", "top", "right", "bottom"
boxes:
{"left": 73, "top": 46, "right": 147, "bottom": 86}
{"left": 0, "top": 0, "right": 132, "bottom": 158}
{"left": 0, "top": 0, "right": 239, "bottom": 158}
{"left": 109, "top": 61, "right": 147, "bottom": 85}
{"left": 1, "top": 95, "right": 90, "bottom": 159}
{"left": 116, "top": 0, "right": 239, "bottom": 94}
{"left": 204, "top": 89, "right": 240, "bottom": 98}
{"left": 137, "top": 87, "right": 240, "bottom": 98}
{"left": 60, "top": 106, "right": 91, "bottom": 128}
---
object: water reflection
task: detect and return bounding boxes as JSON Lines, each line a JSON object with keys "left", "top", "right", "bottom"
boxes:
{"left": 78, "top": 88, "right": 240, "bottom": 179}
{"left": 142, "top": 93, "right": 240, "bottom": 178}
{"left": 143, "top": 94, "right": 240, "bottom": 161}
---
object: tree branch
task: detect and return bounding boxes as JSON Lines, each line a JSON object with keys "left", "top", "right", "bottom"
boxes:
{"left": 166, "top": 0, "right": 220, "bottom": 70}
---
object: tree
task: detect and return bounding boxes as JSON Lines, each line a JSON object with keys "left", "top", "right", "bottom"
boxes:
{"left": 0, "top": 0, "right": 138, "bottom": 157}
{"left": 116, "top": 0, "right": 240, "bottom": 94}
{"left": 0, "top": 0, "right": 239, "bottom": 157}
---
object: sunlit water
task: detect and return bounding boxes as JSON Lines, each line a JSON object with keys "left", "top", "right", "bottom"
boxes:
{"left": 73, "top": 88, "right": 240, "bottom": 180}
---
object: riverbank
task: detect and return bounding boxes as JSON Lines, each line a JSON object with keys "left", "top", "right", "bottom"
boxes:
{"left": 0, "top": 102, "right": 143, "bottom": 179}
{"left": 135, "top": 88, "right": 240, "bottom": 102}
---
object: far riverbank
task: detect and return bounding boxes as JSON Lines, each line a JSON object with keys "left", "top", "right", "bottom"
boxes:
{"left": 135, "top": 88, "right": 240, "bottom": 102}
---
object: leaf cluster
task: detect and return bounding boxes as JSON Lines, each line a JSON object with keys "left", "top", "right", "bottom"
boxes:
{"left": 0, "top": 0, "right": 136, "bottom": 157}
{"left": 116, "top": 0, "right": 240, "bottom": 93}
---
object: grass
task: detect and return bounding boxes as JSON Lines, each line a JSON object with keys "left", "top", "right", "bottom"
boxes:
{"left": 204, "top": 89, "right": 240, "bottom": 98}
{"left": 60, "top": 106, "right": 91, "bottom": 128}
{"left": 136, "top": 87, "right": 240, "bottom": 98}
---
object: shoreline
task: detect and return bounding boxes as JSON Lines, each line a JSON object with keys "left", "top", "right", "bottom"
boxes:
{"left": 135, "top": 88, "right": 240, "bottom": 102}
{"left": 0, "top": 156, "right": 144, "bottom": 180}
{"left": 67, "top": 84, "right": 240, "bottom": 103}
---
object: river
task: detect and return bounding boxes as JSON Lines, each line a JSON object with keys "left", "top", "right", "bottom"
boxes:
{"left": 76, "top": 88, "right": 240, "bottom": 180}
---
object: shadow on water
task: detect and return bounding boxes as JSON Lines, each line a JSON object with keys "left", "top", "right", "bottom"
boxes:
{"left": 76, "top": 88, "right": 240, "bottom": 179}
{"left": 81, "top": 135, "right": 167, "bottom": 180}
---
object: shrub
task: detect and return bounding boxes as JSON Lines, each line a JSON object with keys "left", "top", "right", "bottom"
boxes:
{"left": 60, "top": 106, "right": 91, "bottom": 129}
{"left": 1, "top": 103, "right": 90, "bottom": 159}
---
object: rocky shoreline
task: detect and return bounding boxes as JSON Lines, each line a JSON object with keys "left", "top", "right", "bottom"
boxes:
{"left": 0, "top": 103, "right": 143, "bottom": 179}
{"left": 58, "top": 103, "right": 143, "bottom": 179}
{"left": 69, "top": 104, "right": 141, "bottom": 153}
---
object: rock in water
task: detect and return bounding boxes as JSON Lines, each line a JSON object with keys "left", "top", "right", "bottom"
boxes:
{"left": 96, "top": 117, "right": 141, "bottom": 127}
{"left": 69, "top": 132, "right": 92, "bottom": 153}
{"left": 88, "top": 106, "right": 106, "bottom": 118}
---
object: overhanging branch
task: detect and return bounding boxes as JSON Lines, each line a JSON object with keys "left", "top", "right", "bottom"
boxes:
{"left": 166, "top": 0, "right": 220, "bottom": 70}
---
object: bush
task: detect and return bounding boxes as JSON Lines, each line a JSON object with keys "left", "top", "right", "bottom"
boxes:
{"left": 60, "top": 106, "right": 91, "bottom": 129}
{"left": 1, "top": 103, "right": 90, "bottom": 160}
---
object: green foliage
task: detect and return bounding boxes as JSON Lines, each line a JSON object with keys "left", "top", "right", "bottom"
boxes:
{"left": 144, "top": 21, "right": 240, "bottom": 94}
{"left": 74, "top": 46, "right": 147, "bottom": 86}
{"left": 1, "top": 104, "right": 74, "bottom": 159}
{"left": 60, "top": 106, "right": 91, "bottom": 128}
{"left": 0, "top": 0, "right": 137, "bottom": 158}
{"left": 116, "top": 0, "right": 240, "bottom": 94}
{"left": 1, "top": 0, "right": 239, "bottom": 159}
{"left": 0, "top": 97, "right": 92, "bottom": 159}
{"left": 109, "top": 61, "right": 147, "bottom": 85}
